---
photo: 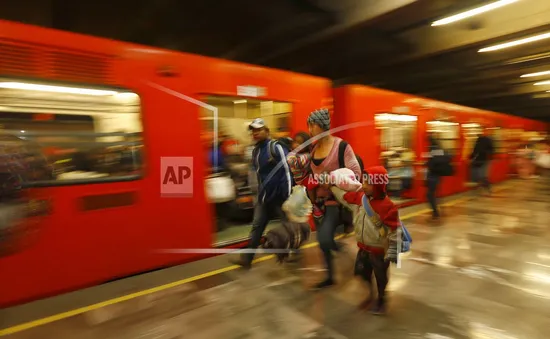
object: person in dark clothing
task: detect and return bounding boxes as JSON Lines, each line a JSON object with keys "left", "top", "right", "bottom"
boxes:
{"left": 230, "top": 118, "right": 292, "bottom": 269}
{"left": 426, "top": 134, "right": 442, "bottom": 220}
{"left": 470, "top": 129, "right": 494, "bottom": 193}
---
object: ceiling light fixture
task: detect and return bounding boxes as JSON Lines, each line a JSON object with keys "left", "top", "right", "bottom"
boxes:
{"left": 432, "top": 0, "right": 519, "bottom": 26}
{"left": 520, "top": 70, "right": 550, "bottom": 78}
{"left": 479, "top": 32, "right": 550, "bottom": 52}
{"left": 534, "top": 80, "right": 550, "bottom": 86}
{"left": 0, "top": 81, "right": 119, "bottom": 96}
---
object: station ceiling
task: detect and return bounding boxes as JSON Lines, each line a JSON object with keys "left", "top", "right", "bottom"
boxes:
{"left": 3, "top": 0, "right": 550, "bottom": 121}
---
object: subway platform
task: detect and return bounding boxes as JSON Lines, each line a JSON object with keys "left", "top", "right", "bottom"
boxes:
{"left": 1, "top": 177, "right": 550, "bottom": 339}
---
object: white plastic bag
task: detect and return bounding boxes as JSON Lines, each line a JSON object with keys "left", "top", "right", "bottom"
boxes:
{"left": 282, "top": 185, "right": 312, "bottom": 223}
{"left": 205, "top": 174, "right": 236, "bottom": 203}
{"left": 329, "top": 168, "right": 362, "bottom": 192}
{"left": 535, "top": 152, "right": 550, "bottom": 169}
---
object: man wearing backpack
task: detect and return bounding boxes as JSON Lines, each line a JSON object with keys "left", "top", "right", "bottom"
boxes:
{"left": 426, "top": 134, "right": 453, "bottom": 220}
{"left": 470, "top": 128, "right": 494, "bottom": 194}
{"left": 230, "top": 118, "right": 292, "bottom": 269}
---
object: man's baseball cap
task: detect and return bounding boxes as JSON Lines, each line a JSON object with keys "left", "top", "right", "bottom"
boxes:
{"left": 248, "top": 118, "right": 266, "bottom": 130}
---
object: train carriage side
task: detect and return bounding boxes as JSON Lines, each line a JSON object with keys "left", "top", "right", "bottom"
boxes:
{"left": 333, "top": 85, "right": 468, "bottom": 206}
{"left": 333, "top": 84, "right": 548, "bottom": 207}
{"left": 0, "top": 20, "right": 332, "bottom": 307}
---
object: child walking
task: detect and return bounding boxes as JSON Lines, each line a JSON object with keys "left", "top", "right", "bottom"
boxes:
{"left": 331, "top": 166, "right": 401, "bottom": 315}
{"left": 287, "top": 132, "right": 323, "bottom": 218}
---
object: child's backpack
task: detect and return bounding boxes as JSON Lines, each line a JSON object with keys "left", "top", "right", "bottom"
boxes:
{"left": 399, "top": 221, "right": 412, "bottom": 253}
{"left": 394, "top": 221, "right": 412, "bottom": 268}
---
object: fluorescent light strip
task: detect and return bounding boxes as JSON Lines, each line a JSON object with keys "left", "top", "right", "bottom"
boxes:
{"left": 432, "top": 0, "right": 519, "bottom": 26}
{"left": 520, "top": 70, "right": 550, "bottom": 78}
{"left": 479, "top": 32, "right": 550, "bottom": 52}
{"left": 534, "top": 80, "right": 550, "bottom": 86}
{"left": 0, "top": 82, "right": 118, "bottom": 96}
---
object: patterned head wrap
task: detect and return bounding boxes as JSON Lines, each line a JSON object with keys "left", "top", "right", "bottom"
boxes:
{"left": 307, "top": 108, "right": 330, "bottom": 131}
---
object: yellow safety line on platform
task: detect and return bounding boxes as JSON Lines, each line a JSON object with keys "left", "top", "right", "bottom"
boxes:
{"left": 0, "top": 183, "right": 510, "bottom": 336}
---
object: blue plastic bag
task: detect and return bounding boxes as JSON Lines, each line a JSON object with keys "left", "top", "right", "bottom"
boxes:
{"left": 400, "top": 222, "right": 412, "bottom": 253}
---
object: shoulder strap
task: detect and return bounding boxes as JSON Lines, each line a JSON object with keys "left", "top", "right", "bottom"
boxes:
{"left": 252, "top": 145, "right": 259, "bottom": 165}
{"left": 268, "top": 140, "right": 279, "bottom": 163}
{"left": 338, "top": 140, "right": 348, "bottom": 169}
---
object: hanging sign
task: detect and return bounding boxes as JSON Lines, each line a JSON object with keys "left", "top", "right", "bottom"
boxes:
{"left": 392, "top": 106, "right": 410, "bottom": 114}
{"left": 237, "top": 85, "right": 266, "bottom": 97}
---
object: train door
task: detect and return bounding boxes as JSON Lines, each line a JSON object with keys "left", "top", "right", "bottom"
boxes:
{"left": 199, "top": 95, "right": 292, "bottom": 246}
{"left": 374, "top": 113, "right": 418, "bottom": 205}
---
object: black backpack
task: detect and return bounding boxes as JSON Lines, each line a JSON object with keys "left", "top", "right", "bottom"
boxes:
{"left": 430, "top": 149, "right": 454, "bottom": 177}
{"left": 336, "top": 140, "right": 362, "bottom": 231}
{"left": 267, "top": 139, "right": 290, "bottom": 164}
{"left": 265, "top": 139, "right": 296, "bottom": 186}
{"left": 338, "top": 140, "right": 364, "bottom": 173}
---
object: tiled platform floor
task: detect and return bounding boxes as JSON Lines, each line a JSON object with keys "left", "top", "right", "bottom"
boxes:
{"left": 2, "top": 177, "right": 550, "bottom": 339}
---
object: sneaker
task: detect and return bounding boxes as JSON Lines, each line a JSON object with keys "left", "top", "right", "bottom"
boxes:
{"left": 358, "top": 296, "right": 373, "bottom": 310}
{"left": 229, "top": 257, "right": 251, "bottom": 270}
{"left": 370, "top": 299, "right": 387, "bottom": 315}
{"left": 311, "top": 278, "right": 334, "bottom": 290}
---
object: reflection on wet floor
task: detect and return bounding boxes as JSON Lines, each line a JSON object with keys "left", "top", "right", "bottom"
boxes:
{"left": 4, "top": 177, "right": 550, "bottom": 339}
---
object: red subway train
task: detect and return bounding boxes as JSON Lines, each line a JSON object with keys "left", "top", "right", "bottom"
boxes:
{"left": 0, "top": 19, "right": 547, "bottom": 308}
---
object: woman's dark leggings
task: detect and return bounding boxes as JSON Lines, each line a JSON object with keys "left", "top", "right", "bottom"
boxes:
{"left": 317, "top": 205, "right": 341, "bottom": 281}
{"left": 355, "top": 249, "right": 390, "bottom": 300}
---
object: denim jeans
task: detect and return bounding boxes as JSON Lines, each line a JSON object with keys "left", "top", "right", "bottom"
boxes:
{"left": 315, "top": 205, "right": 341, "bottom": 281}
{"left": 354, "top": 249, "right": 390, "bottom": 300}
{"left": 426, "top": 174, "right": 440, "bottom": 218}
{"left": 244, "top": 198, "right": 287, "bottom": 264}
{"left": 473, "top": 161, "right": 491, "bottom": 191}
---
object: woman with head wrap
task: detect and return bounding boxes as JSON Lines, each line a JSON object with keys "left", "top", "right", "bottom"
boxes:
{"left": 304, "top": 108, "right": 361, "bottom": 289}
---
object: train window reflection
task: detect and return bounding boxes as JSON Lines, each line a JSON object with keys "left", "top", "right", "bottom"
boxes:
{"left": 200, "top": 95, "right": 293, "bottom": 246}
{"left": 427, "top": 120, "right": 459, "bottom": 155}
{"left": 376, "top": 113, "right": 417, "bottom": 202}
{"left": 0, "top": 79, "right": 144, "bottom": 187}
{"left": 375, "top": 113, "right": 417, "bottom": 151}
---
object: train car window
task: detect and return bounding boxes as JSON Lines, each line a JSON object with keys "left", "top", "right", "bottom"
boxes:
{"left": 200, "top": 95, "right": 293, "bottom": 246}
{"left": 375, "top": 113, "right": 417, "bottom": 150}
{"left": 375, "top": 113, "right": 417, "bottom": 203}
{"left": 0, "top": 79, "right": 143, "bottom": 187}
{"left": 426, "top": 120, "right": 459, "bottom": 155}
